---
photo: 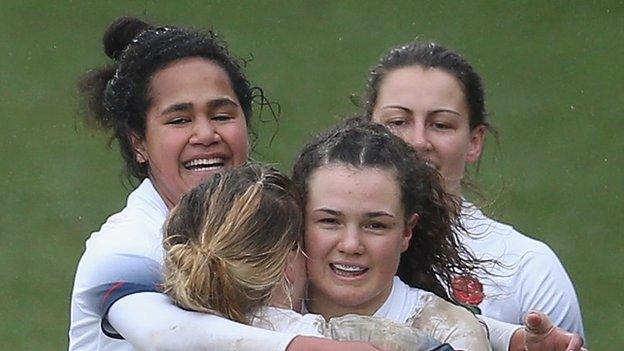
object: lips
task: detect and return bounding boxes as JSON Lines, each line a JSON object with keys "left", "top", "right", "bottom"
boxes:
{"left": 330, "top": 263, "right": 368, "bottom": 277}
{"left": 183, "top": 157, "right": 225, "bottom": 172}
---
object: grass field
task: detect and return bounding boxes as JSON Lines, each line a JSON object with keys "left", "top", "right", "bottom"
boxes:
{"left": 1, "top": 1, "right": 622, "bottom": 349}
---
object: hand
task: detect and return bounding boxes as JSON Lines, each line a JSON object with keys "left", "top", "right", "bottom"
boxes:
{"left": 287, "top": 335, "right": 386, "bottom": 351}
{"left": 523, "top": 310, "right": 586, "bottom": 351}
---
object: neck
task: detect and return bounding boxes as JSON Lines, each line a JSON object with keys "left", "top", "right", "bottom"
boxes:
{"left": 306, "top": 286, "right": 391, "bottom": 320}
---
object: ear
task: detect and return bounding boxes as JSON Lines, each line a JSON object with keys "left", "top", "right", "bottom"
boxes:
{"left": 400, "top": 213, "right": 419, "bottom": 252}
{"left": 284, "top": 250, "right": 298, "bottom": 283}
{"left": 130, "top": 133, "right": 148, "bottom": 164}
{"left": 466, "top": 125, "right": 487, "bottom": 164}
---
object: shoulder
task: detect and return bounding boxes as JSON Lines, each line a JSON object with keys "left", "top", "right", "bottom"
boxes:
{"left": 413, "top": 294, "right": 491, "bottom": 351}
{"left": 460, "top": 203, "right": 584, "bottom": 335}
{"left": 460, "top": 202, "right": 562, "bottom": 263}
{"left": 71, "top": 179, "right": 168, "bottom": 316}
{"left": 85, "top": 178, "right": 168, "bottom": 254}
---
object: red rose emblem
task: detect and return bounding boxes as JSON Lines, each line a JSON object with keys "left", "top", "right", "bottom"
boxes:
{"left": 452, "top": 275, "right": 484, "bottom": 306}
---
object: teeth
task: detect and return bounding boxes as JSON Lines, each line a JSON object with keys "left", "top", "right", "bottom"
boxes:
{"left": 333, "top": 264, "right": 365, "bottom": 272}
{"left": 184, "top": 158, "right": 224, "bottom": 171}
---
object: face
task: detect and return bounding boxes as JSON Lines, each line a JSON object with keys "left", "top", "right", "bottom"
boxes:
{"left": 304, "top": 164, "right": 416, "bottom": 319}
{"left": 371, "top": 66, "right": 485, "bottom": 196}
{"left": 135, "top": 57, "right": 249, "bottom": 208}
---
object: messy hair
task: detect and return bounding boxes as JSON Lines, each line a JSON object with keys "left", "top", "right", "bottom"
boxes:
{"left": 162, "top": 163, "right": 303, "bottom": 324}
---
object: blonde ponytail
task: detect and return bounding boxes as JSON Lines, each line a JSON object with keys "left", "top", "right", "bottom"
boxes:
{"left": 162, "top": 164, "right": 303, "bottom": 324}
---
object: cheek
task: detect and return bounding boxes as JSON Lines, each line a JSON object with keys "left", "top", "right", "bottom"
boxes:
{"left": 373, "top": 238, "right": 403, "bottom": 269}
{"left": 304, "top": 231, "right": 323, "bottom": 259}
{"left": 304, "top": 230, "right": 329, "bottom": 273}
{"left": 224, "top": 122, "right": 250, "bottom": 163}
{"left": 437, "top": 138, "right": 469, "bottom": 167}
{"left": 145, "top": 128, "right": 185, "bottom": 157}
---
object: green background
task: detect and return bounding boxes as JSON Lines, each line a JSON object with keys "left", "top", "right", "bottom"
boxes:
{"left": 1, "top": 1, "right": 622, "bottom": 349}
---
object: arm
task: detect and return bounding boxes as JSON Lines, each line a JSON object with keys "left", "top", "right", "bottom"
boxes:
{"left": 508, "top": 311, "right": 586, "bottom": 351}
{"left": 108, "top": 292, "right": 296, "bottom": 351}
{"left": 479, "top": 316, "right": 521, "bottom": 351}
{"left": 480, "top": 313, "right": 586, "bottom": 351}
{"left": 413, "top": 296, "right": 491, "bottom": 351}
{"left": 109, "top": 293, "right": 386, "bottom": 351}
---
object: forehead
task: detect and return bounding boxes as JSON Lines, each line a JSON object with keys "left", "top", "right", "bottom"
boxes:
{"left": 307, "top": 164, "right": 403, "bottom": 212}
{"left": 148, "top": 57, "right": 238, "bottom": 110}
{"left": 377, "top": 66, "right": 467, "bottom": 108}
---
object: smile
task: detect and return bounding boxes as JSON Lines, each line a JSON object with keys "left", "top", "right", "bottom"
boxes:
{"left": 183, "top": 158, "right": 225, "bottom": 171}
{"left": 330, "top": 263, "right": 368, "bottom": 277}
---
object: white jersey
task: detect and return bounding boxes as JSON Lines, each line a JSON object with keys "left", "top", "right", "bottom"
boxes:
{"left": 253, "top": 306, "right": 443, "bottom": 350}
{"left": 374, "top": 277, "right": 491, "bottom": 351}
{"left": 68, "top": 179, "right": 296, "bottom": 351}
{"left": 457, "top": 201, "right": 584, "bottom": 336}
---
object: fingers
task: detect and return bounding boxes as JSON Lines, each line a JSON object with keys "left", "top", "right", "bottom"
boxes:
{"left": 524, "top": 310, "right": 554, "bottom": 336}
{"left": 564, "top": 332, "right": 585, "bottom": 351}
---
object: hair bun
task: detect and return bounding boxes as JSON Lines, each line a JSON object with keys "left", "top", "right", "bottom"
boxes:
{"left": 103, "top": 16, "right": 152, "bottom": 61}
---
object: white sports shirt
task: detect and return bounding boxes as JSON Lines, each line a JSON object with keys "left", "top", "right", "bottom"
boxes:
{"left": 68, "top": 179, "right": 297, "bottom": 351}
{"left": 457, "top": 202, "right": 585, "bottom": 336}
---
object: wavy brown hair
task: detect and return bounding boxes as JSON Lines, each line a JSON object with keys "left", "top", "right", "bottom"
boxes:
{"left": 162, "top": 163, "right": 303, "bottom": 324}
{"left": 292, "top": 119, "right": 482, "bottom": 301}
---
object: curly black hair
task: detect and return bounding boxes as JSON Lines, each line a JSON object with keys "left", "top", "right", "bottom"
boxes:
{"left": 78, "top": 16, "right": 255, "bottom": 180}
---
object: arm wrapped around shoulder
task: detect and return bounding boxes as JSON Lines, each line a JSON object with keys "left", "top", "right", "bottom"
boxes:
{"left": 411, "top": 294, "right": 492, "bottom": 351}
{"left": 325, "top": 314, "right": 445, "bottom": 351}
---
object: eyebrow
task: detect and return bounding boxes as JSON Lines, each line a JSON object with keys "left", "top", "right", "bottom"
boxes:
{"left": 382, "top": 105, "right": 412, "bottom": 113}
{"left": 431, "top": 108, "right": 462, "bottom": 117}
{"left": 382, "top": 105, "right": 461, "bottom": 117}
{"left": 161, "top": 102, "right": 193, "bottom": 115}
{"left": 312, "top": 208, "right": 395, "bottom": 219}
{"left": 208, "top": 97, "right": 240, "bottom": 110}
{"left": 364, "top": 211, "right": 395, "bottom": 219}
{"left": 160, "top": 98, "right": 240, "bottom": 115}
{"left": 313, "top": 208, "right": 341, "bottom": 216}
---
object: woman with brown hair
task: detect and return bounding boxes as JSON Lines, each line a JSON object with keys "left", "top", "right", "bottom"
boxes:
{"left": 162, "top": 162, "right": 449, "bottom": 351}
{"left": 362, "top": 41, "right": 584, "bottom": 350}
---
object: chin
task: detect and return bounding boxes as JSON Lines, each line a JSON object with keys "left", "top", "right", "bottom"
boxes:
{"left": 328, "top": 290, "right": 372, "bottom": 308}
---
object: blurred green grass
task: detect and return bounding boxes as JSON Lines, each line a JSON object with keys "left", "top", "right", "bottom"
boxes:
{"left": 1, "top": 1, "right": 622, "bottom": 349}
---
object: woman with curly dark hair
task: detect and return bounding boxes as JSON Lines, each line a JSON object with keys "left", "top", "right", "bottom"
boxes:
{"left": 69, "top": 16, "right": 382, "bottom": 351}
{"left": 292, "top": 120, "right": 490, "bottom": 350}
{"left": 162, "top": 162, "right": 450, "bottom": 351}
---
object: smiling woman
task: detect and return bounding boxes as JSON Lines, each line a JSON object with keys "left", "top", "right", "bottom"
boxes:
{"left": 135, "top": 57, "right": 249, "bottom": 208}
{"left": 292, "top": 121, "right": 491, "bottom": 351}
{"left": 304, "top": 165, "right": 416, "bottom": 318}
{"left": 69, "top": 16, "right": 382, "bottom": 351}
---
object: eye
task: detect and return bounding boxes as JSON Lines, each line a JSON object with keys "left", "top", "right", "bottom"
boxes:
{"left": 432, "top": 122, "right": 450, "bottom": 130}
{"left": 212, "top": 114, "right": 234, "bottom": 122}
{"left": 365, "top": 221, "right": 389, "bottom": 231}
{"left": 166, "top": 117, "right": 190, "bottom": 125}
{"left": 385, "top": 118, "right": 407, "bottom": 127}
{"left": 317, "top": 217, "right": 340, "bottom": 228}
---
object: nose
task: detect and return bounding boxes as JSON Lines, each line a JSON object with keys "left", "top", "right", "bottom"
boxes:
{"left": 336, "top": 225, "right": 364, "bottom": 255}
{"left": 408, "top": 124, "right": 432, "bottom": 152}
{"left": 189, "top": 118, "right": 221, "bottom": 146}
